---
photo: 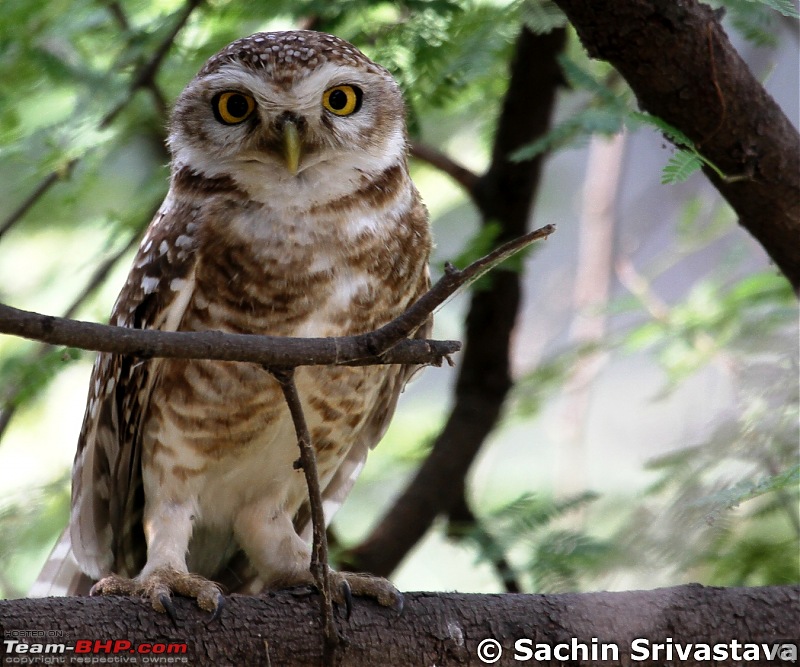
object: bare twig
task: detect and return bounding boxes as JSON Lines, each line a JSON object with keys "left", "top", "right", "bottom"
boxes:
{"left": 0, "top": 160, "right": 78, "bottom": 243}
{"left": 272, "top": 369, "right": 339, "bottom": 659}
{"left": 366, "top": 224, "right": 555, "bottom": 353}
{"left": 101, "top": 0, "right": 201, "bottom": 128}
{"left": 0, "top": 304, "right": 458, "bottom": 368}
{"left": 0, "top": 226, "right": 553, "bottom": 368}
{"left": 409, "top": 141, "right": 480, "bottom": 195}
{"left": 105, "top": 0, "right": 169, "bottom": 117}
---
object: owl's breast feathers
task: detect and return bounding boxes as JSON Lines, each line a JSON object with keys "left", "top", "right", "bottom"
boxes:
{"left": 70, "top": 159, "right": 431, "bottom": 581}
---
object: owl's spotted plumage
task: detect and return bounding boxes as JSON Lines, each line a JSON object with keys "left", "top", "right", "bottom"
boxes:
{"left": 32, "top": 30, "right": 431, "bottom": 610}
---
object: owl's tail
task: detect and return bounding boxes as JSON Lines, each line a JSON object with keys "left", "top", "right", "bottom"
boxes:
{"left": 28, "top": 529, "right": 94, "bottom": 597}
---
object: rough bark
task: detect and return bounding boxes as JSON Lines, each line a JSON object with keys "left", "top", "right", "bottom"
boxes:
{"left": 346, "top": 26, "right": 567, "bottom": 578}
{"left": 552, "top": 0, "right": 800, "bottom": 291}
{"left": 2, "top": 585, "right": 796, "bottom": 666}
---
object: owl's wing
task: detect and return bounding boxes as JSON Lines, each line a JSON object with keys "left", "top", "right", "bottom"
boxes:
{"left": 69, "top": 200, "right": 200, "bottom": 581}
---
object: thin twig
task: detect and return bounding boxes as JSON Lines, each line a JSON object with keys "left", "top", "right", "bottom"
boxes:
{"left": 0, "top": 304, "right": 459, "bottom": 368}
{"left": 0, "top": 226, "right": 554, "bottom": 368}
{"left": 271, "top": 368, "right": 339, "bottom": 659}
{"left": 101, "top": 0, "right": 201, "bottom": 128}
{"left": 366, "top": 224, "right": 555, "bottom": 353}
{"left": 447, "top": 495, "right": 522, "bottom": 593}
{"left": 409, "top": 141, "right": 480, "bottom": 195}
{"left": 0, "top": 160, "right": 78, "bottom": 243}
{"left": 105, "top": 0, "right": 169, "bottom": 117}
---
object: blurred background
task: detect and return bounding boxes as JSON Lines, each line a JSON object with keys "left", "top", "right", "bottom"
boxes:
{"left": 0, "top": 0, "right": 797, "bottom": 599}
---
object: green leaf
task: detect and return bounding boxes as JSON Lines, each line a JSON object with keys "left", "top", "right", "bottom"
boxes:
{"left": 522, "top": 0, "right": 568, "bottom": 34}
{"left": 691, "top": 465, "right": 800, "bottom": 523}
{"left": 758, "top": 0, "right": 800, "bottom": 19}
{"left": 558, "top": 55, "right": 621, "bottom": 107}
{"left": 661, "top": 150, "right": 703, "bottom": 184}
{"left": 511, "top": 107, "right": 625, "bottom": 161}
{"left": 627, "top": 111, "right": 696, "bottom": 149}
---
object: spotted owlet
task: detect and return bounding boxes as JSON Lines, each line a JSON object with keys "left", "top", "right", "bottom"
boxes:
{"left": 32, "top": 30, "right": 431, "bottom": 614}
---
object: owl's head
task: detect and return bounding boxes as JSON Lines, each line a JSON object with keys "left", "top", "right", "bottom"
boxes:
{"left": 168, "top": 31, "right": 407, "bottom": 203}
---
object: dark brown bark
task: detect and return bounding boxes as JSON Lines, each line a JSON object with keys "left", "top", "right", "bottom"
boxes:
{"left": 345, "top": 27, "right": 566, "bottom": 578}
{"left": 3, "top": 585, "right": 797, "bottom": 666}
{"left": 0, "top": 301, "right": 458, "bottom": 368}
{"left": 552, "top": 0, "right": 800, "bottom": 291}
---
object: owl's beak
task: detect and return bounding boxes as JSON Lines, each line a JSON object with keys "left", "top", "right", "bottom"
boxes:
{"left": 281, "top": 120, "right": 302, "bottom": 175}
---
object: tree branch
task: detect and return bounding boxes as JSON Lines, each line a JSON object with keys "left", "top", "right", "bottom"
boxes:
{"left": 409, "top": 141, "right": 480, "bottom": 195}
{"left": 0, "top": 227, "right": 552, "bottom": 369}
{"left": 552, "top": 0, "right": 800, "bottom": 292}
{"left": 100, "top": 0, "right": 202, "bottom": 128}
{"left": 3, "top": 585, "right": 796, "bottom": 665}
{"left": 346, "top": 27, "right": 566, "bottom": 578}
{"left": 446, "top": 494, "right": 522, "bottom": 594}
{"left": 0, "top": 160, "right": 78, "bottom": 243}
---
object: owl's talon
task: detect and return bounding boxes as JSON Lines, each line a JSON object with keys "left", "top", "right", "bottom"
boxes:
{"left": 157, "top": 592, "right": 178, "bottom": 624}
{"left": 393, "top": 590, "right": 404, "bottom": 615}
{"left": 327, "top": 571, "right": 402, "bottom": 614}
{"left": 89, "top": 568, "right": 221, "bottom": 617}
{"left": 339, "top": 579, "right": 353, "bottom": 620}
{"left": 208, "top": 594, "right": 225, "bottom": 622}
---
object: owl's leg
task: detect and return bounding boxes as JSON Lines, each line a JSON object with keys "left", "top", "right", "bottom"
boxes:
{"left": 91, "top": 501, "right": 222, "bottom": 616}
{"left": 234, "top": 502, "right": 403, "bottom": 611}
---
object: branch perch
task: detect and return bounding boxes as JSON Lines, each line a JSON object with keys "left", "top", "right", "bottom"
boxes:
{"left": 0, "top": 225, "right": 554, "bottom": 368}
{"left": 3, "top": 585, "right": 796, "bottom": 666}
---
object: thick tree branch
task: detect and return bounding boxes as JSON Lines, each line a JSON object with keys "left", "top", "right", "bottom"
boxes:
{"left": 409, "top": 141, "right": 481, "bottom": 195}
{"left": 3, "top": 585, "right": 796, "bottom": 665}
{"left": 347, "top": 27, "right": 566, "bottom": 578}
{"left": 552, "top": 0, "right": 800, "bottom": 292}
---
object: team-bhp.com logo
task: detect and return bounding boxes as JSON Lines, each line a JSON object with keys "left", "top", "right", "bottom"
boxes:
{"left": 3, "top": 638, "right": 188, "bottom": 661}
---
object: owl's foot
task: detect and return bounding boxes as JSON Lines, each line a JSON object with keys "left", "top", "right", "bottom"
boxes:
{"left": 90, "top": 567, "right": 223, "bottom": 619}
{"left": 328, "top": 571, "right": 404, "bottom": 615}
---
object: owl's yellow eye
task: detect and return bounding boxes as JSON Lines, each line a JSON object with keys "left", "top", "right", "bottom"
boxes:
{"left": 212, "top": 91, "right": 256, "bottom": 125}
{"left": 322, "top": 85, "right": 362, "bottom": 116}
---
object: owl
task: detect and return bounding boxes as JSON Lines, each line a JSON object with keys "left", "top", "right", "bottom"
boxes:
{"left": 31, "top": 30, "right": 431, "bottom": 614}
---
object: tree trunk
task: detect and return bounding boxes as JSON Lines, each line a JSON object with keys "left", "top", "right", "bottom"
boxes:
{"left": 553, "top": 0, "right": 800, "bottom": 292}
